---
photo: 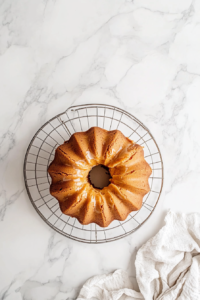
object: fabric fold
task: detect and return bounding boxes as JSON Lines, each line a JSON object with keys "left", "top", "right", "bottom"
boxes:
{"left": 77, "top": 269, "right": 143, "bottom": 300}
{"left": 77, "top": 211, "right": 200, "bottom": 300}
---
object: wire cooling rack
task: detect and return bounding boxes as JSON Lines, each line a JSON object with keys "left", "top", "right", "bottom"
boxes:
{"left": 24, "top": 104, "right": 164, "bottom": 243}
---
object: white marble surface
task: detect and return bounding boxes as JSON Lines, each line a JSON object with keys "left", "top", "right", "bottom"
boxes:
{"left": 0, "top": 0, "right": 200, "bottom": 299}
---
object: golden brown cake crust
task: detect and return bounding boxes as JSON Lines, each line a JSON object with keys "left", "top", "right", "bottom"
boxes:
{"left": 48, "top": 127, "right": 152, "bottom": 227}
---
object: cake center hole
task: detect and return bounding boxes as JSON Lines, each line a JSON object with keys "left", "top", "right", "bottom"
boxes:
{"left": 88, "top": 165, "right": 112, "bottom": 189}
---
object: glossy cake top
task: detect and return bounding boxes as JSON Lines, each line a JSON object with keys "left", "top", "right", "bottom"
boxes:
{"left": 48, "top": 127, "right": 152, "bottom": 227}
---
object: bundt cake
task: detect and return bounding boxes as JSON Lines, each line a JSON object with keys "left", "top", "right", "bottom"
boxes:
{"left": 48, "top": 127, "right": 152, "bottom": 227}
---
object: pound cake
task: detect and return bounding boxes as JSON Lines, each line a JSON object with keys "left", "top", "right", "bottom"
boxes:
{"left": 48, "top": 127, "right": 152, "bottom": 227}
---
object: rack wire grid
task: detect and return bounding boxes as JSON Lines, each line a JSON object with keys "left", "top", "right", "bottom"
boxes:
{"left": 24, "top": 103, "right": 164, "bottom": 243}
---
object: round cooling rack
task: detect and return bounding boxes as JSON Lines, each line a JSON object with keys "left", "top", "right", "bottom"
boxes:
{"left": 24, "top": 104, "right": 164, "bottom": 243}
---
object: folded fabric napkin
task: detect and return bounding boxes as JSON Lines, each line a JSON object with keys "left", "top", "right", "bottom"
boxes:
{"left": 77, "top": 211, "right": 200, "bottom": 300}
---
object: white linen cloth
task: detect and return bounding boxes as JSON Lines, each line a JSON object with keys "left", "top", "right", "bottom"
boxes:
{"left": 77, "top": 211, "right": 200, "bottom": 300}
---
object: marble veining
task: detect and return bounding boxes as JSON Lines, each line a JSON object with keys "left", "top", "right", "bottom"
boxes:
{"left": 0, "top": 0, "right": 200, "bottom": 299}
